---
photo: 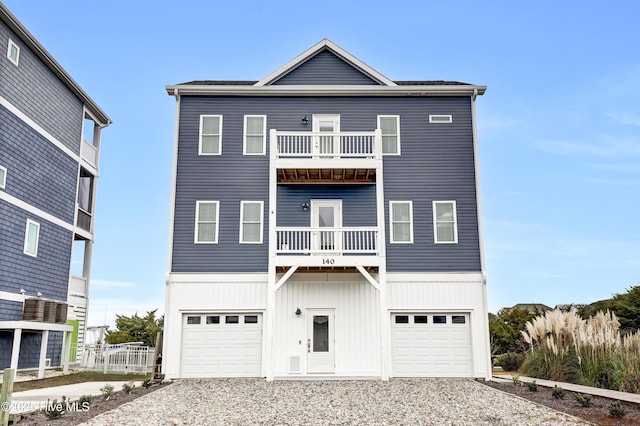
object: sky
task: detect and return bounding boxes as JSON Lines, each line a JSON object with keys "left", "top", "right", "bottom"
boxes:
{"left": 3, "top": 0, "right": 640, "bottom": 327}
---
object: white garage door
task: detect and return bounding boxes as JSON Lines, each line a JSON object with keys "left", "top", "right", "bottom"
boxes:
{"left": 391, "top": 313, "right": 472, "bottom": 377}
{"left": 181, "top": 313, "right": 262, "bottom": 378}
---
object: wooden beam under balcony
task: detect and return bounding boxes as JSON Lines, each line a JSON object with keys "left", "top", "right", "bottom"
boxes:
{"left": 278, "top": 168, "right": 376, "bottom": 184}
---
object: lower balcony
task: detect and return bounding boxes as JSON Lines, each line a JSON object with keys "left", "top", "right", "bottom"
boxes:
{"left": 274, "top": 227, "right": 381, "bottom": 268}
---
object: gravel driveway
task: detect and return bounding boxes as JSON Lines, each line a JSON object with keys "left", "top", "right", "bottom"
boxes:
{"left": 80, "top": 378, "right": 588, "bottom": 425}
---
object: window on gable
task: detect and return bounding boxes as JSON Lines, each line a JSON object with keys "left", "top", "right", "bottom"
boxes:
{"left": 240, "top": 201, "right": 263, "bottom": 244}
{"left": 390, "top": 201, "right": 413, "bottom": 243}
{"left": 199, "top": 115, "right": 222, "bottom": 155}
{"left": 429, "top": 115, "right": 452, "bottom": 124}
{"left": 378, "top": 115, "right": 400, "bottom": 155}
{"left": 0, "top": 165, "right": 6, "bottom": 189}
{"left": 24, "top": 219, "right": 40, "bottom": 257}
{"left": 7, "top": 39, "right": 20, "bottom": 66}
{"left": 433, "top": 200, "right": 458, "bottom": 244}
{"left": 195, "top": 201, "right": 219, "bottom": 244}
{"left": 244, "top": 115, "right": 266, "bottom": 155}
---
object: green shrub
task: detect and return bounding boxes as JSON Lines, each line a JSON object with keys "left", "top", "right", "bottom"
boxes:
{"left": 552, "top": 385, "right": 565, "bottom": 399}
{"left": 494, "top": 352, "right": 525, "bottom": 371}
{"left": 122, "top": 381, "right": 135, "bottom": 394}
{"left": 608, "top": 400, "right": 626, "bottom": 418}
{"left": 100, "top": 383, "right": 114, "bottom": 399}
{"left": 511, "top": 375, "right": 521, "bottom": 385}
{"left": 78, "top": 394, "right": 92, "bottom": 407}
{"left": 44, "top": 396, "right": 66, "bottom": 419}
{"left": 573, "top": 393, "right": 592, "bottom": 407}
{"left": 526, "top": 381, "right": 538, "bottom": 392}
{"left": 142, "top": 378, "right": 153, "bottom": 389}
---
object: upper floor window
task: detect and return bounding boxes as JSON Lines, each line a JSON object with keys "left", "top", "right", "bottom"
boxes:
{"left": 390, "top": 201, "right": 413, "bottom": 243}
{"left": 433, "top": 200, "right": 458, "bottom": 244}
{"left": 24, "top": 219, "right": 40, "bottom": 257}
{"left": 199, "top": 115, "right": 222, "bottom": 155}
{"left": 0, "top": 165, "right": 6, "bottom": 189}
{"left": 240, "top": 201, "right": 264, "bottom": 244}
{"left": 7, "top": 39, "right": 19, "bottom": 66}
{"left": 429, "top": 115, "right": 452, "bottom": 124}
{"left": 378, "top": 115, "right": 400, "bottom": 155}
{"left": 244, "top": 115, "right": 266, "bottom": 155}
{"left": 195, "top": 201, "right": 219, "bottom": 244}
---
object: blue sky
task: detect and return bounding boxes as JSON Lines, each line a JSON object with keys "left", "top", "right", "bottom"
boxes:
{"left": 4, "top": 0, "right": 640, "bottom": 326}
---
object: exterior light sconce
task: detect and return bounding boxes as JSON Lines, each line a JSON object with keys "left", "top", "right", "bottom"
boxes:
{"left": 301, "top": 116, "right": 309, "bottom": 125}
{"left": 295, "top": 308, "right": 302, "bottom": 316}
{"left": 302, "top": 203, "right": 309, "bottom": 211}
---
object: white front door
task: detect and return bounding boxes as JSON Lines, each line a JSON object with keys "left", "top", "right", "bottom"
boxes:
{"left": 312, "top": 114, "right": 340, "bottom": 156}
{"left": 311, "top": 200, "right": 342, "bottom": 254}
{"left": 307, "top": 309, "right": 335, "bottom": 373}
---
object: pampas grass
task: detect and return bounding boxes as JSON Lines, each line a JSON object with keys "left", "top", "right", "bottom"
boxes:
{"left": 520, "top": 309, "right": 640, "bottom": 392}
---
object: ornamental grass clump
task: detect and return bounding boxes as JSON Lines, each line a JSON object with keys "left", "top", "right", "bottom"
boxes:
{"left": 520, "top": 309, "right": 640, "bottom": 392}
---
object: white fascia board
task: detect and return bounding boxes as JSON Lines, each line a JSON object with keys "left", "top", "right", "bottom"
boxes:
{"left": 168, "top": 273, "right": 269, "bottom": 283}
{"left": 166, "top": 84, "right": 487, "bottom": 97}
{"left": 0, "top": 320, "right": 73, "bottom": 332}
{"left": 255, "top": 39, "right": 397, "bottom": 87}
{"left": 385, "top": 272, "right": 485, "bottom": 283}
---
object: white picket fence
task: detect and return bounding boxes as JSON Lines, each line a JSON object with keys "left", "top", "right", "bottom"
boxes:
{"left": 78, "top": 343, "right": 155, "bottom": 374}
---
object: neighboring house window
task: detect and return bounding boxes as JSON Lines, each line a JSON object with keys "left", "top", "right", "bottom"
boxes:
{"left": 0, "top": 165, "right": 6, "bottom": 189}
{"left": 244, "top": 115, "right": 266, "bottom": 155}
{"left": 433, "top": 200, "right": 458, "bottom": 243}
{"left": 378, "top": 115, "right": 400, "bottom": 155}
{"left": 429, "top": 114, "right": 453, "bottom": 124}
{"left": 24, "top": 219, "right": 40, "bottom": 257}
{"left": 240, "top": 201, "right": 264, "bottom": 244}
{"left": 7, "top": 39, "right": 19, "bottom": 66}
{"left": 199, "top": 115, "right": 222, "bottom": 155}
{"left": 390, "top": 201, "right": 413, "bottom": 243}
{"left": 195, "top": 201, "right": 219, "bottom": 243}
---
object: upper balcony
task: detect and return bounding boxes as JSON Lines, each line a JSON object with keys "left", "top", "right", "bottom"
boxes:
{"left": 270, "top": 129, "right": 381, "bottom": 184}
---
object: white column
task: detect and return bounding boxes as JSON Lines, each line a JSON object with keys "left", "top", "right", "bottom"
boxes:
{"left": 62, "top": 330, "right": 72, "bottom": 374}
{"left": 264, "top": 129, "right": 278, "bottom": 381}
{"left": 10, "top": 328, "right": 22, "bottom": 376}
{"left": 38, "top": 330, "right": 49, "bottom": 379}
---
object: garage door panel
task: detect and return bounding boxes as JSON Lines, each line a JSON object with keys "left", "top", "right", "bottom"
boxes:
{"left": 391, "top": 313, "right": 472, "bottom": 377}
{"left": 181, "top": 313, "right": 262, "bottom": 378}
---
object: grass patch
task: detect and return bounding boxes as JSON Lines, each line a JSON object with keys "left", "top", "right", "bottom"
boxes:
{"left": 13, "top": 371, "right": 151, "bottom": 392}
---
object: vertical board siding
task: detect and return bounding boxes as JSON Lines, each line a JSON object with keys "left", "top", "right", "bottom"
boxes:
{"left": 273, "top": 51, "right": 380, "bottom": 85}
{"left": 0, "top": 20, "right": 83, "bottom": 154}
{"left": 1, "top": 106, "right": 78, "bottom": 223}
{"left": 273, "top": 278, "right": 381, "bottom": 376}
{"left": 173, "top": 96, "right": 480, "bottom": 273}
{"left": 0, "top": 199, "right": 72, "bottom": 301}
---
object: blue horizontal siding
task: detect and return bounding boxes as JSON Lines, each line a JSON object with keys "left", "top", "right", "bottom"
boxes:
{"left": 0, "top": 106, "right": 78, "bottom": 224}
{"left": 172, "top": 96, "right": 480, "bottom": 273}
{"left": 0, "top": 20, "right": 83, "bottom": 154}
{"left": 0, "top": 199, "right": 72, "bottom": 300}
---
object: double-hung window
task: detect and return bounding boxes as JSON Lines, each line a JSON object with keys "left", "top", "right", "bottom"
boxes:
{"left": 199, "top": 115, "right": 222, "bottom": 155}
{"left": 433, "top": 200, "right": 458, "bottom": 243}
{"left": 240, "top": 201, "right": 263, "bottom": 244}
{"left": 390, "top": 201, "right": 413, "bottom": 243}
{"left": 0, "top": 165, "right": 6, "bottom": 189}
{"left": 7, "top": 39, "right": 19, "bottom": 66}
{"left": 378, "top": 115, "right": 400, "bottom": 155}
{"left": 243, "top": 115, "right": 266, "bottom": 155}
{"left": 24, "top": 219, "right": 40, "bottom": 257}
{"left": 195, "top": 201, "right": 219, "bottom": 244}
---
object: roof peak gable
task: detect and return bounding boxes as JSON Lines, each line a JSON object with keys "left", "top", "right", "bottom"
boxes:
{"left": 255, "top": 39, "right": 397, "bottom": 87}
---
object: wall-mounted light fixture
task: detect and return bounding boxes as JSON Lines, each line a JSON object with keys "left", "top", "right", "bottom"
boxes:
{"left": 302, "top": 202, "right": 309, "bottom": 211}
{"left": 295, "top": 308, "right": 302, "bottom": 316}
{"left": 301, "top": 116, "right": 309, "bottom": 125}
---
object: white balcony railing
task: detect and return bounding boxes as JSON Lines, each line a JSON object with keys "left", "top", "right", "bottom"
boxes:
{"left": 272, "top": 130, "right": 381, "bottom": 159}
{"left": 69, "top": 276, "right": 88, "bottom": 296}
{"left": 276, "top": 227, "right": 379, "bottom": 255}
{"left": 81, "top": 138, "right": 98, "bottom": 166}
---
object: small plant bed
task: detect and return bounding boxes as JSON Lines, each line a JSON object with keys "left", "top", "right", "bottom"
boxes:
{"left": 482, "top": 380, "right": 640, "bottom": 425}
{"left": 12, "top": 371, "right": 152, "bottom": 392}
{"left": 11, "top": 380, "right": 170, "bottom": 425}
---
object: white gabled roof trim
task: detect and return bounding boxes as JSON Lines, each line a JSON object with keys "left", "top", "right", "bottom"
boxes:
{"left": 255, "top": 38, "right": 397, "bottom": 87}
